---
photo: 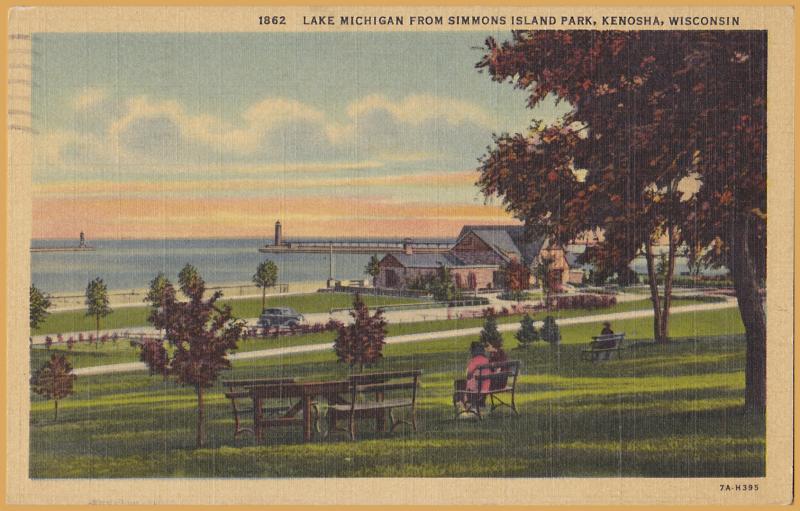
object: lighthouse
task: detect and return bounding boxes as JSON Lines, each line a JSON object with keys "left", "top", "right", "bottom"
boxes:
{"left": 274, "top": 220, "right": 283, "bottom": 246}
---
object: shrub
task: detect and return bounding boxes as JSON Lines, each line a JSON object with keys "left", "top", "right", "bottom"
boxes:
{"left": 554, "top": 294, "right": 616, "bottom": 310}
{"left": 44, "top": 336, "right": 53, "bottom": 350}
{"left": 540, "top": 316, "right": 561, "bottom": 345}
{"left": 479, "top": 314, "right": 503, "bottom": 348}
{"left": 515, "top": 314, "right": 539, "bottom": 349}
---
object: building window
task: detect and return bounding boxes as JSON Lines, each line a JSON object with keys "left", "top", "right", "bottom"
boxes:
{"left": 454, "top": 273, "right": 463, "bottom": 289}
{"left": 467, "top": 272, "right": 477, "bottom": 290}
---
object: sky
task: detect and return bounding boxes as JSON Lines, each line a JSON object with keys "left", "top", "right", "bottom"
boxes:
{"left": 31, "top": 32, "right": 568, "bottom": 240}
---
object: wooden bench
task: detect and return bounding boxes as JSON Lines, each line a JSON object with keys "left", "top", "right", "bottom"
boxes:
{"left": 249, "top": 380, "right": 350, "bottom": 443}
{"left": 326, "top": 370, "right": 422, "bottom": 440}
{"left": 580, "top": 333, "right": 626, "bottom": 362}
{"left": 453, "top": 360, "right": 521, "bottom": 419}
{"left": 222, "top": 377, "right": 296, "bottom": 438}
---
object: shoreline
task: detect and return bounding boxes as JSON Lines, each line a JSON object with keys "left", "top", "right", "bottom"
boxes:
{"left": 47, "top": 280, "right": 331, "bottom": 311}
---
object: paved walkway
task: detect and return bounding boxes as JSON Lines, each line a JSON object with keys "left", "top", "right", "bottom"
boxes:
{"left": 72, "top": 299, "right": 737, "bottom": 376}
{"left": 31, "top": 291, "right": 654, "bottom": 344}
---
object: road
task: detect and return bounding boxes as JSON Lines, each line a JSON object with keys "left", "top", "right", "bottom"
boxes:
{"left": 30, "top": 291, "right": 656, "bottom": 345}
{"left": 71, "top": 299, "right": 737, "bottom": 376}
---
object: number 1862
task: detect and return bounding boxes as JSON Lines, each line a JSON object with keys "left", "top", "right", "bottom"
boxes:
{"left": 259, "top": 16, "right": 286, "bottom": 25}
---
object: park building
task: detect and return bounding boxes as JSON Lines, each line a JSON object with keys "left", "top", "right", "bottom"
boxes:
{"left": 376, "top": 225, "right": 583, "bottom": 292}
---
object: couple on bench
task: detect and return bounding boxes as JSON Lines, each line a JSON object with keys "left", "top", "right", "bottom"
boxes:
{"left": 453, "top": 340, "right": 519, "bottom": 418}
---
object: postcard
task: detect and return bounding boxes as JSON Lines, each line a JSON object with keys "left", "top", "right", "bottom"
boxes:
{"left": 5, "top": 5, "right": 794, "bottom": 505}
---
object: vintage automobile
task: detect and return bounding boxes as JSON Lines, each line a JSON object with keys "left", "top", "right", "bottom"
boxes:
{"left": 258, "top": 307, "right": 305, "bottom": 328}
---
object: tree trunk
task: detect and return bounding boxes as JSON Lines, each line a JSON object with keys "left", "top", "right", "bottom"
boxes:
{"left": 644, "top": 237, "right": 665, "bottom": 342}
{"left": 658, "top": 226, "right": 678, "bottom": 342}
{"left": 261, "top": 287, "right": 266, "bottom": 311}
{"left": 95, "top": 316, "right": 100, "bottom": 349}
{"left": 196, "top": 384, "right": 206, "bottom": 448}
{"left": 54, "top": 399, "right": 58, "bottom": 421}
{"left": 731, "top": 216, "right": 767, "bottom": 413}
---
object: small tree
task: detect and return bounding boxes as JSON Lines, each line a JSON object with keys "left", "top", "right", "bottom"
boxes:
{"left": 364, "top": 254, "right": 381, "bottom": 287}
{"left": 540, "top": 316, "right": 561, "bottom": 345}
{"left": 252, "top": 259, "right": 278, "bottom": 310}
{"left": 85, "top": 277, "right": 111, "bottom": 348}
{"left": 535, "top": 257, "right": 556, "bottom": 309}
{"left": 144, "top": 272, "right": 172, "bottom": 309}
{"left": 479, "top": 314, "right": 503, "bottom": 348}
{"left": 30, "top": 285, "right": 52, "bottom": 341}
{"left": 141, "top": 265, "right": 244, "bottom": 448}
{"left": 333, "top": 294, "right": 387, "bottom": 371}
{"left": 504, "top": 259, "right": 531, "bottom": 302}
{"left": 31, "top": 354, "right": 76, "bottom": 421}
{"left": 428, "top": 264, "right": 458, "bottom": 302}
{"left": 515, "top": 314, "right": 539, "bottom": 349}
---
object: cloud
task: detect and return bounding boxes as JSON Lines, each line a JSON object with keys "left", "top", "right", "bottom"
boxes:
{"left": 347, "top": 93, "right": 495, "bottom": 129}
{"left": 72, "top": 87, "right": 109, "bottom": 110}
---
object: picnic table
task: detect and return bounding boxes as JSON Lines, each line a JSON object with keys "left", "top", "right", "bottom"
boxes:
{"left": 249, "top": 380, "right": 351, "bottom": 443}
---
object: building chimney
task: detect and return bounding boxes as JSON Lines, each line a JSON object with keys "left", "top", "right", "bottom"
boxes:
{"left": 274, "top": 220, "right": 282, "bottom": 246}
{"left": 403, "top": 237, "right": 413, "bottom": 255}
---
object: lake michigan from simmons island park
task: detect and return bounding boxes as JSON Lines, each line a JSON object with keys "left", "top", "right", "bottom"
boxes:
{"left": 30, "top": 237, "right": 711, "bottom": 296}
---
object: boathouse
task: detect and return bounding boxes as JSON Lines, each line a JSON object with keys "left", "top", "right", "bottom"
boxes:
{"left": 376, "top": 225, "right": 573, "bottom": 292}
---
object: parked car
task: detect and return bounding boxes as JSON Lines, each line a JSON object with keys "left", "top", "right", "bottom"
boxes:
{"left": 259, "top": 307, "right": 305, "bottom": 328}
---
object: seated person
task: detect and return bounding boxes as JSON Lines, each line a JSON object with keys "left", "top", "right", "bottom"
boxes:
{"left": 484, "top": 341, "right": 509, "bottom": 390}
{"left": 456, "top": 341, "right": 491, "bottom": 410}
{"left": 598, "top": 321, "right": 615, "bottom": 359}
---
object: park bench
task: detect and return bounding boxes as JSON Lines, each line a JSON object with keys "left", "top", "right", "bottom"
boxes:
{"left": 249, "top": 380, "right": 350, "bottom": 443}
{"left": 326, "top": 370, "right": 422, "bottom": 440}
{"left": 580, "top": 333, "right": 626, "bottom": 362}
{"left": 453, "top": 360, "right": 521, "bottom": 419}
{"left": 222, "top": 377, "right": 297, "bottom": 438}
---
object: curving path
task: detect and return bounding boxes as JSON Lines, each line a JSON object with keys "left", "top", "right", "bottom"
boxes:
{"left": 72, "top": 299, "right": 738, "bottom": 376}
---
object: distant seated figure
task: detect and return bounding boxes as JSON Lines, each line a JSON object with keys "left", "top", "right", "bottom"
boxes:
{"left": 598, "top": 321, "right": 615, "bottom": 360}
{"left": 484, "top": 341, "right": 509, "bottom": 390}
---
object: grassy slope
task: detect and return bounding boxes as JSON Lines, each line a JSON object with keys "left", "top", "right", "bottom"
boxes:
{"left": 30, "top": 297, "right": 712, "bottom": 369}
{"left": 29, "top": 307, "right": 762, "bottom": 478}
{"left": 32, "top": 292, "right": 424, "bottom": 336}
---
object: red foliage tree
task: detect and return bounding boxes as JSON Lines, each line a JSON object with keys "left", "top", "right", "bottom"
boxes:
{"left": 31, "top": 354, "right": 76, "bottom": 421}
{"left": 504, "top": 259, "right": 531, "bottom": 301}
{"left": 333, "top": 294, "right": 387, "bottom": 371}
{"left": 141, "top": 265, "right": 245, "bottom": 447}
{"left": 477, "top": 31, "right": 766, "bottom": 411}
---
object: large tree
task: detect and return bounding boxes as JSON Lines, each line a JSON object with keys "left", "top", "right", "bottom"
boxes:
{"left": 140, "top": 264, "right": 245, "bottom": 447}
{"left": 477, "top": 31, "right": 766, "bottom": 410}
{"left": 252, "top": 259, "right": 279, "bottom": 310}
{"left": 85, "top": 277, "right": 111, "bottom": 348}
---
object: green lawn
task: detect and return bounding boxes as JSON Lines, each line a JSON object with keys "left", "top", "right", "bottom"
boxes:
{"left": 29, "top": 306, "right": 762, "bottom": 478}
{"left": 30, "top": 297, "right": 717, "bottom": 370}
{"left": 32, "top": 292, "right": 425, "bottom": 336}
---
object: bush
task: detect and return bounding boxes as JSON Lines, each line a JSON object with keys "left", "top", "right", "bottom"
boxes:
{"left": 479, "top": 314, "right": 503, "bottom": 348}
{"left": 554, "top": 294, "right": 616, "bottom": 310}
{"left": 515, "top": 314, "right": 539, "bottom": 349}
{"left": 540, "top": 316, "right": 561, "bottom": 345}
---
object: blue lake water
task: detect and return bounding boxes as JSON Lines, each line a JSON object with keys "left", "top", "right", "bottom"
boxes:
{"left": 31, "top": 238, "right": 437, "bottom": 294}
{"left": 31, "top": 238, "right": 725, "bottom": 295}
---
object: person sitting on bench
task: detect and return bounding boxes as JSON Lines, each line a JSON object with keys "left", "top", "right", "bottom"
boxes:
{"left": 457, "top": 342, "right": 491, "bottom": 412}
{"left": 598, "top": 321, "right": 615, "bottom": 360}
{"left": 484, "top": 340, "right": 509, "bottom": 390}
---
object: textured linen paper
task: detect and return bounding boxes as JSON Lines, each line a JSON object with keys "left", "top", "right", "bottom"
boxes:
{"left": 6, "top": 5, "right": 794, "bottom": 505}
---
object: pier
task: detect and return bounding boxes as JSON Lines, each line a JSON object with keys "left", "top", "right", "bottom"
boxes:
{"left": 31, "top": 231, "right": 95, "bottom": 253}
{"left": 259, "top": 239, "right": 452, "bottom": 254}
{"left": 259, "top": 220, "right": 451, "bottom": 254}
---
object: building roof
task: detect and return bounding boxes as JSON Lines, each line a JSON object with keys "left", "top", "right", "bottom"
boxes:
{"left": 456, "top": 225, "right": 547, "bottom": 265}
{"left": 381, "top": 252, "right": 493, "bottom": 269}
